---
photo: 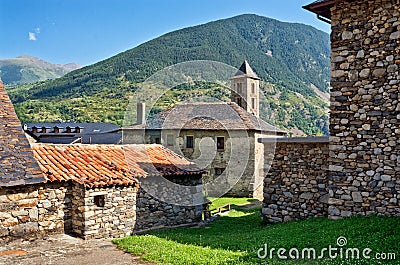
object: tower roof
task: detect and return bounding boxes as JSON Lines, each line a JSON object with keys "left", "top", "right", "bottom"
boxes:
{"left": 234, "top": 60, "right": 260, "bottom": 80}
{"left": 0, "top": 81, "right": 45, "bottom": 187}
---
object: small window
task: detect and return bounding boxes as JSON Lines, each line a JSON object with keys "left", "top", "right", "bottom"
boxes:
{"left": 75, "top": 127, "right": 81, "bottom": 133}
{"left": 214, "top": 168, "right": 225, "bottom": 176}
{"left": 32, "top": 126, "right": 38, "bottom": 134}
{"left": 66, "top": 126, "right": 72, "bottom": 133}
{"left": 216, "top": 137, "right": 225, "bottom": 151}
{"left": 155, "top": 137, "right": 161, "bottom": 144}
{"left": 251, "top": 98, "right": 256, "bottom": 109}
{"left": 54, "top": 127, "right": 60, "bottom": 134}
{"left": 41, "top": 127, "right": 47, "bottom": 133}
{"left": 186, "top": 135, "right": 194, "bottom": 149}
{"left": 251, "top": 83, "right": 255, "bottom": 94}
{"left": 167, "top": 134, "right": 174, "bottom": 146}
{"left": 94, "top": 195, "right": 105, "bottom": 207}
{"left": 236, "top": 98, "right": 242, "bottom": 106}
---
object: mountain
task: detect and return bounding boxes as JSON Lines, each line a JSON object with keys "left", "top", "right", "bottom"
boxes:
{"left": 8, "top": 14, "right": 330, "bottom": 135}
{"left": 0, "top": 55, "right": 81, "bottom": 85}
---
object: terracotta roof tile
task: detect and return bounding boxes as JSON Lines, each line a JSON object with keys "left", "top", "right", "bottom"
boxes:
{"left": 0, "top": 81, "right": 45, "bottom": 187}
{"left": 32, "top": 144, "right": 203, "bottom": 188}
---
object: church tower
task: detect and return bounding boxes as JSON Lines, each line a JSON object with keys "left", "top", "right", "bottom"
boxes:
{"left": 230, "top": 60, "right": 260, "bottom": 117}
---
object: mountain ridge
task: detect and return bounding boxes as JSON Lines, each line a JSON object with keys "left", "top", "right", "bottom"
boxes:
{"left": 0, "top": 55, "right": 81, "bottom": 85}
{"left": 9, "top": 14, "right": 330, "bottom": 135}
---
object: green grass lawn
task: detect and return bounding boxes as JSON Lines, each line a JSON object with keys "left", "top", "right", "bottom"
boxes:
{"left": 207, "top": 197, "right": 259, "bottom": 213}
{"left": 114, "top": 201, "right": 399, "bottom": 265}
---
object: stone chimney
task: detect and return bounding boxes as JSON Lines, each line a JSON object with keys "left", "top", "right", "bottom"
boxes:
{"left": 137, "top": 102, "right": 146, "bottom": 125}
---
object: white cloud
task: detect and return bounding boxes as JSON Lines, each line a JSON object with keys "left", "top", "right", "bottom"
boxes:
{"left": 29, "top": 32, "right": 37, "bottom": 41}
{"left": 35, "top": 27, "right": 41, "bottom": 34}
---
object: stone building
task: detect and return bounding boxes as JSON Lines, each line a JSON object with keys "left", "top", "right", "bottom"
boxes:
{"left": 31, "top": 144, "right": 203, "bottom": 238}
{"left": 261, "top": 0, "right": 399, "bottom": 223}
{"left": 123, "top": 61, "right": 286, "bottom": 199}
{"left": 305, "top": 0, "right": 400, "bottom": 218}
{"left": 0, "top": 82, "right": 204, "bottom": 242}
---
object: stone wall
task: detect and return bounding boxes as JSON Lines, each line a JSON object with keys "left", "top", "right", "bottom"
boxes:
{"left": 135, "top": 174, "right": 203, "bottom": 232}
{"left": 1, "top": 177, "right": 203, "bottom": 242}
{"left": 261, "top": 137, "right": 329, "bottom": 222}
{"left": 71, "top": 184, "right": 138, "bottom": 240}
{"left": 0, "top": 182, "right": 72, "bottom": 242}
{"left": 124, "top": 128, "right": 263, "bottom": 199}
{"left": 329, "top": 0, "right": 400, "bottom": 218}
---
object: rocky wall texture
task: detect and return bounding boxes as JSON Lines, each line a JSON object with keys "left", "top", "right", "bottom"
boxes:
{"left": 0, "top": 182, "right": 72, "bottom": 243}
{"left": 329, "top": 0, "right": 400, "bottom": 218}
{"left": 135, "top": 175, "right": 203, "bottom": 231}
{"left": 262, "top": 140, "right": 329, "bottom": 222}
{"left": 71, "top": 184, "right": 138, "bottom": 240}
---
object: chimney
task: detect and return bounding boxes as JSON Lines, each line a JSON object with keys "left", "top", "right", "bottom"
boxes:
{"left": 137, "top": 102, "right": 146, "bottom": 125}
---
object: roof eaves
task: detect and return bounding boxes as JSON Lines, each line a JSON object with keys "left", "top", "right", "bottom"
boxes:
{"left": 303, "top": 0, "right": 338, "bottom": 21}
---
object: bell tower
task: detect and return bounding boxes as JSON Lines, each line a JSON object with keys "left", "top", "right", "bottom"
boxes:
{"left": 230, "top": 60, "right": 260, "bottom": 117}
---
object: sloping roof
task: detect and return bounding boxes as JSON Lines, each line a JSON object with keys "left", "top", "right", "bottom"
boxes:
{"left": 32, "top": 144, "right": 203, "bottom": 188}
{"left": 25, "top": 122, "right": 120, "bottom": 134}
{"left": 233, "top": 60, "right": 260, "bottom": 80}
{"left": 0, "top": 81, "right": 45, "bottom": 187}
{"left": 25, "top": 122, "right": 122, "bottom": 144}
{"left": 303, "top": 0, "right": 338, "bottom": 20}
{"left": 125, "top": 102, "right": 285, "bottom": 135}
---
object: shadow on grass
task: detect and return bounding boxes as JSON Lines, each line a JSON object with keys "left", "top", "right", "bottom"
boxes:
{"left": 116, "top": 207, "right": 400, "bottom": 264}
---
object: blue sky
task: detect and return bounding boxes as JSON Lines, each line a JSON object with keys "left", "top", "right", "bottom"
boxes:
{"left": 0, "top": 0, "right": 329, "bottom": 66}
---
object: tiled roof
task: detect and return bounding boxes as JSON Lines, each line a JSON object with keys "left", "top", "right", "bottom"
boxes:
{"left": 0, "top": 81, "right": 45, "bottom": 187}
{"left": 233, "top": 60, "right": 260, "bottom": 80}
{"left": 32, "top": 144, "right": 203, "bottom": 188}
{"left": 125, "top": 102, "right": 286, "bottom": 134}
{"left": 144, "top": 145, "right": 205, "bottom": 176}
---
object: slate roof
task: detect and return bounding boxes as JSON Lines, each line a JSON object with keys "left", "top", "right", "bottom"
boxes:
{"left": 0, "top": 81, "right": 45, "bottom": 187}
{"left": 25, "top": 122, "right": 120, "bottom": 134}
{"left": 32, "top": 144, "right": 203, "bottom": 188}
{"left": 303, "top": 0, "right": 338, "bottom": 20}
{"left": 233, "top": 60, "right": 260, "bottom": 80}
{"left": 24, "top": 122, "right": 122, "bottom": 144}
{"left": 125, "top": 102, "right": 286, "bottom": 135}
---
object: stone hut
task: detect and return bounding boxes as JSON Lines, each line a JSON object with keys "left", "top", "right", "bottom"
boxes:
{"left": 32, "top": 144, "right": 204, "bottom": 237}
{"left": 304, "top": 0, "right": 400, "bottom": 218}
{"left": 0, "top": 81, "right": 50, "bottom": 240}
{"left": 0, "top": 82, "right": 204, "bottom": 242}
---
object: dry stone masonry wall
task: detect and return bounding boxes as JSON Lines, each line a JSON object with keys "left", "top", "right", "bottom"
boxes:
{"left": 329, "top": 0, "right": 400, "bottom": 218}
{"left": 135, "top": 175, "right": 203, "bottom": 231}
{"left": 262, "top": 138, "right": 329, "bottom": 222}
{"left": 0, "top": 182, "right": 71, "bottom": 242}
{"left": 71, "top": 185, "right": 138, "bottom": 240}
